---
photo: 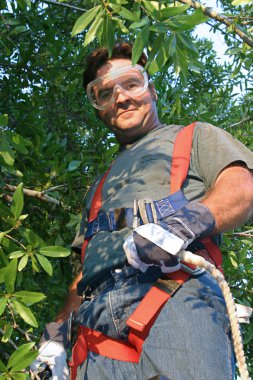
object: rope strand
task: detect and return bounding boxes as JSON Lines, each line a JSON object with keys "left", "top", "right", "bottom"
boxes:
{"left": 178, "top": 250, "right": 250, "bottom": 380}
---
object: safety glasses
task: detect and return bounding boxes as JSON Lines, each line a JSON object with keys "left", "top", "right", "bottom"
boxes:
{"left": 86, "top": 64, "right": 149, "bottom": 110}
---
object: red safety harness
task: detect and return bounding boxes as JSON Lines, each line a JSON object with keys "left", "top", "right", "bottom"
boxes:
{"left": 69, "top": 123, "right": 223, "bottom": 379}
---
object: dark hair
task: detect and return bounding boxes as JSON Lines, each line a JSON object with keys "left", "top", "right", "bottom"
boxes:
{"left": 82, "top": 42, "right": 148, "bottom": 91}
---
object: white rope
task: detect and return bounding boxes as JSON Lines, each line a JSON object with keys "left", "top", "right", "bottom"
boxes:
{"left": 178, "top": 250, "right": 250, "bottom": 380}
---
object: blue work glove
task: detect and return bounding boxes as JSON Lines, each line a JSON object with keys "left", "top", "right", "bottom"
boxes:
{"left": 30, "top": 322, "right": 69, "bottom": 380}
{"left": 123, "top": 202, "right": 215, "bottom": 273}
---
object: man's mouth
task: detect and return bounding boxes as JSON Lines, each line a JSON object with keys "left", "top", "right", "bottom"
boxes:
{"left": 117, "top": 109, "right": 137, "bottom": 117}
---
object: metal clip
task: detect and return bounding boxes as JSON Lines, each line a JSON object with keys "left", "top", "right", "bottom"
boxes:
{"left": 133, "top": 199, "right": 139, "bottom": 229}
{"left": 82, "top": 285, "right": 92, "bottom": 301}
{"left": 138, "top": 198, "right": 158, "bottom": 224}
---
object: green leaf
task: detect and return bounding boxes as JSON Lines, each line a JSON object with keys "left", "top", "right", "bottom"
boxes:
{"left": 21, "top": 229, "right": 43, "bottom": 248}
{"left": 0, "top": 248, "right": 9, "bottom": 267}
{"left": 112, "top": 16, "right": 129, "bottom": 33}
{"left": 84, "top": 13, "right": 103, "bottom": 47}
{"left": 118, "top": 6, "right": 138, "bottom": 21}
{"left": 71, "top": 6, "right": 101, "bottom": 37}
{"left": 141, "top": 0, "right": 156, "bottom": 14}
{"left": 232, "top": 0, "right": 252, "bottom": 5}
{"left": 31, "top": 255, "right": 40, "bottom": 272}
{"left": 11, "top": 373, "right": 27, "bottom": 380}
{"left": 1, "top": 324, "right": 13, "bottom": 343}
{"left": 148, "top": 35, "right": 172, "bottom": 74}
{"left": 174, "top": 46, "right": 188, "bottom": 84}
{"left": 18, "top": 254, "right": 28, "bottom": 271}
{"left": 0, "top": 267, "right": 6, "bottom": 283}
{"left": 0, "top": 114, "right": 8, "bottom": 127}
{"left": 0, "top": 202, "right": 12, "bottom": 219}
{"left": 5, "top": 131, "right": 32, "bottom": 155}
{"left": 103, "top": 15, "right": 114, "bottom": 58}
{"left": 9, "top": 250, "right": 26, "bottom": 259}
{"left": 153, "top": 8, "right": 209, "bottom": 32}
{"left": 36, "top": 253, "right": 53, "bottom": 276}
{"left": 0, "top": 232, "right": 7, "bottom": 244}
{"left": 0, "top": 297, "right": 8, "bottom": 316}
{"left": 67, "top": 160, "right": 82, "bottom": 172}
{"left": 171, "top": 8, "right": 209, "bottom": 29}
{"left": 225, "top": 47, "right": 241, "bottom": 55}
{"left": 129, "top": 17, "right": 149, "bottom": 29}
{"left": 0, "top": 132, "right": 15, "bottom": 166}
{"left": 132, "top": 22, "right": 150, "bottom": 65}
{"left": 39, "top": 246, "right": 70, "bottom": 258}
{"left": 10, "top": 183, "right": 24, "bottom": 219}
{"left": 159, "top": 4, "right": 190, "bottom": 18}
{"left": 10, "top": 299, "right": 38, "bottom": 327}
{"left": 0, "top": 358, "right": 7, "bottom": 372}
{"left": 7, "top": 342, "right": 36, "bottom": 370}
{"left": 176, "top": 33, "right": 198, "bottom": 54}
{"left": 13, "top": 290, "right": 46, "bottom": 305}
{"left": 4, "top": 259, "right": 18, "bottom": 293}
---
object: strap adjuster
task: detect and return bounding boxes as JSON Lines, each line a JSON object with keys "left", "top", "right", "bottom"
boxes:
{"left": 138, "top": 198, "right": 158, "bottom": 224}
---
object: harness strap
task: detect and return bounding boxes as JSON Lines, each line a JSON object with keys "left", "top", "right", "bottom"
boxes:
{"left": 85, "top": 190, "right": 188, "bottom": 239}
{"left": 69, "top": 271, "right": 191, "bottom": 380}
{"left": 126, "top": 271, "right": 190, "bottom": 332}
{"left": 202, "top": 236, "right": 224, "bottom": 274}
{"left": 81, "top": 166, "right": 111, "bottom": 263}
{"left": 74, "top": 123, "right": 223, "bottom": 379}
{"left": 170, "top": 122, "right": 196, "bottom": 194}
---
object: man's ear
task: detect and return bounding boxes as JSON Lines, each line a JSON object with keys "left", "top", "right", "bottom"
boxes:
{"left": 149, "top": 82, "right": 158, "bottom": 101}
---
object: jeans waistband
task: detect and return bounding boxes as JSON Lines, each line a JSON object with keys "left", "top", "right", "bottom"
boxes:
{"left": 82, "top": 265, "right": 163, "bottom": 300}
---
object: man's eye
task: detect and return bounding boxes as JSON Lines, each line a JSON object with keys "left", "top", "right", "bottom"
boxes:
{"left": 100, "top": 89, "right": 113, "bottom": 101}
{"left": 125, "top": 81, "right": 141, "bottom": 90}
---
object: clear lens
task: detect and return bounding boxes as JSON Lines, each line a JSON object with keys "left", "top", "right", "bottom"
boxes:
{"left": 87, "top": 65, "right": 148, "bottom": 110}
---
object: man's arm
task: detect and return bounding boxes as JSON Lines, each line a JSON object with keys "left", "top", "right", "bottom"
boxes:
{"left": 55, "top": 271, "right": 83, "bottom": 322}
{"left": 202, "top": 164, "right": 253, "bottom": 233}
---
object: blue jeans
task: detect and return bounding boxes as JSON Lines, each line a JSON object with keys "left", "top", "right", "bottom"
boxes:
{"left": 76, "top": 266, "right": 235, "bottom": 380}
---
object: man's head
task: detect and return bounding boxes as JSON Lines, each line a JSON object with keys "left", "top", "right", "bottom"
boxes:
{"left": 83, "top": 43, "right": 160, "bottom": 144}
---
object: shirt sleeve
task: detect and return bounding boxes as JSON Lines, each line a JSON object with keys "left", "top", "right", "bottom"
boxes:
{"left": 192, "top": 122, "right": 253, "bottom": 189}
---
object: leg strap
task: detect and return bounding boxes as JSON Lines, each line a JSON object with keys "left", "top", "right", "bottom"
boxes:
{"left": 69, "top": 270, "right": 191, "bottom": 379}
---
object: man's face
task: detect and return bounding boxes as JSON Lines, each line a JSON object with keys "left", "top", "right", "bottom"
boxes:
{"left": 93, "top": 59, "right": 159, "bottom": 144}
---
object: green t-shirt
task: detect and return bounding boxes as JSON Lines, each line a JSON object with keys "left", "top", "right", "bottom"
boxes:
{"left": 72, "top": 122, "right": 253, "bottom": 291}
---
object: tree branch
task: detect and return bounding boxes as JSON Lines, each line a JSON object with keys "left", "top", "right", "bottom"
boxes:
{"left": 4, "top": 184, "right": 62, "bottom": 206}
{"left": 229, "top": 116, "right": 253, "bottom": 128}
{"left": 5, "top": 234, "right": 27, "bottom": 251}
{"left": 0, "top": 328, "right": 18, "bottom": 350}
{"left": 177, "top": 0, "right": 253, "bottom": 47}
{"left": 41, "top": 0, "right": 86, "bottom": 12}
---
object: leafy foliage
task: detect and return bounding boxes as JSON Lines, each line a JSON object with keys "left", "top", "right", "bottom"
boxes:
{"left": 0, "top": 0, "right": 252, "bottom": 378}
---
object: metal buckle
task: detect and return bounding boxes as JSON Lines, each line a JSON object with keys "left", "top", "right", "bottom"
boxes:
{"left": 138, "top": 198, "right": 158, "bottom": 224}
{"left": 82, "top": 285, "right": 92, "bottom": 301}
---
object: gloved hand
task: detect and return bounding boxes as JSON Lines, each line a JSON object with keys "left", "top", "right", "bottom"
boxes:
{"left": 30, "top": 341, "right": 69, "bottom": 379}
{"left": 123, "top": 202, "right": 215, "bottom": 273}
{"left": 30, "top": 322, "right": 69, "bottom": 379}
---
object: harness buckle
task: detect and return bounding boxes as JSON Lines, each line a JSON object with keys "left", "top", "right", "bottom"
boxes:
{"left": 82, "top": 285, "right": 92, "bottom": 301}
{"left": 138, "top": 198, "right": 158, "bottom": 224}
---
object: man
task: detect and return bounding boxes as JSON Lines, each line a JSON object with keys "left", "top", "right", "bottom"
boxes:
{"left": 32, "top": 42, "right": 253, "bottom": 380}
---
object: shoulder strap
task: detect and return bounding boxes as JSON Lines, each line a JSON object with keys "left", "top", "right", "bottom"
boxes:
{"left": 81, "top": 166, "right": 111, "bottom": 263}
{"left": 88, "top": 166, "right": 111, "bottom": 221}
{"left": 170, "top": 122, "right": 196, "bottom": 194}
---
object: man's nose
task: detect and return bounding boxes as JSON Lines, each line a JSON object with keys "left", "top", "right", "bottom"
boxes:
{"left": 114, "top": 85, "right": 130, "bottom": 103}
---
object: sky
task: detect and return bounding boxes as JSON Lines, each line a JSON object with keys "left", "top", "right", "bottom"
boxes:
{"left": 193, "top": 0, "right": 231, "bottom": 63}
